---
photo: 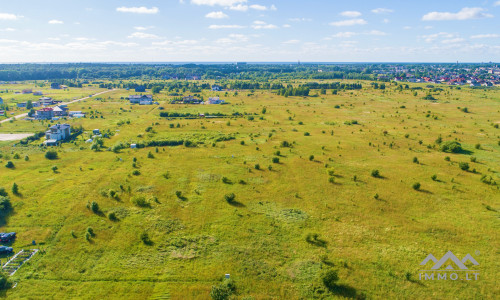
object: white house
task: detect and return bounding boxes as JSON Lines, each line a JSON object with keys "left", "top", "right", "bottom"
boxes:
{"left": 44, "top": 124, "right": 71, "bottom": 144}
{"left": 129, "top": 95, "right": 153, "bottom": 105}
{"left": 207, "top": 97, "right": 225, "bottom": 105}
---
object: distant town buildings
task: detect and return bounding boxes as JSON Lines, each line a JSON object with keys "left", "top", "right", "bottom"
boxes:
{"left": 22, "top": 89, "right": 32, "bottom": 94}
{"left": 207, "top": 97, "right": 225, "bottom": 105}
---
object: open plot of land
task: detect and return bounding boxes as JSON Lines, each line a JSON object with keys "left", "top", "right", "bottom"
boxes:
{"left": 0, "top": 81, "right": 498, "bottom": 299}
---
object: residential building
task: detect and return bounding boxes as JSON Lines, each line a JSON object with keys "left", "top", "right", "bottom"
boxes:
{"left": 33, "top": 91, "right": 43, "bottom": 96}
{"left": 44, "top": 124, "right": 71, "bottom": 145}
{"left": 207, "top": 97, "right": 225, "bottom": 105}
{"left": 39, "top": 97, "right": 54, "bottom": 106}
{"left": 181, "top": 95, "right": 202, "bottom": 104}
{"left": 35, "top": 108, "right": 54, "bottom": 120}
{"left": 17, "top": 102, "right": 27, "bottom": 108}
{"left": 129, "top": 95, "right": 153, "bottom": 105}
{"left": 53, "top": 106, "right": 68, "bottom": 117}
{"left": 22, "top": 89, "right": 32, "bottom": 94}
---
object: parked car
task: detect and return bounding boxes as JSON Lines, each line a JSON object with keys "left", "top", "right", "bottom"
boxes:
{"left": 0, "top": 232, "right": 16, "bottom": 242}
{"left": 0, "top": 246, "right": 13, "bottom": 254}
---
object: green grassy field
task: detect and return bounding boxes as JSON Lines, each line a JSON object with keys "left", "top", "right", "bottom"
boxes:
{"left": 0, "top": 81, "right": 498, "bottom": 299}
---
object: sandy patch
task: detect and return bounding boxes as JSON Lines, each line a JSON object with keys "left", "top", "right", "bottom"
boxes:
{"left": 0, "top": 133, "right": 34, "bottom": 141}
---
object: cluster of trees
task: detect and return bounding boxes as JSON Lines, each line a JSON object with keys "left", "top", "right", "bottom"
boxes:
{"left": 277, "top": 87, "right": 310, "bottom": 97}
{"left": 302, "top": 82, "right": 363, "bottom": 90}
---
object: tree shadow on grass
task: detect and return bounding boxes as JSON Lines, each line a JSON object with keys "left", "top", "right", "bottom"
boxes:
{"left": 228, "top": 200, "right": 246, "bottom": 208}
{"left": 417, "top": 189, "right": 433, "bottom": 194}
{"left": 329, "top": 284, "right": 363, "bottom": 299}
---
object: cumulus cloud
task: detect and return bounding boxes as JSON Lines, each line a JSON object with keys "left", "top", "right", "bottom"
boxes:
{"left": 191, "top": 0, "right": 246, "bottom": 7}
{"left": 289, "top": 18, "right": 312, "bottom": 22}
{"left": 208, "top": 24, "right": 246, "bottom": 29}
{"left": 331, "top": 32, "right": 357, "bottom": 38}
{"left": 116, "top": 7, "right": 159, "bottom": 14}
{"left": 470, "top": 33, "right": 499, "bottom": 39}
{"left": 0, "top": 28, "right": 15, "bottom": 32}
{"left": 0, "top": 13, "right": 22, "bottom": 20}
{"left": 422, "top": 7, "right": 493, "bottom": 21}
{"left": 329, "top": 19, "right": 367, "bottom": 26}
{"left": 340, "top": 11, "right": 362, "bottom": 18}
{"left": 205, "top": 11, "right": 228, "bottom": 19}
{"left": 48, "top": 20, "right": 64, "bottom": 25}
{"left": 252, "top": 20, "right": 278, "bottom": 29}
{"left": 134, "top": 26, "right": 154, "bottom": 31}
{"left": 127, "top": 32, "right": 161, "bottom": 39}
{"left": 372, "top": 8, "right": 394, "bottom": 14}
{"left": 494, "top": 1, "right": 500, "bottom": 6}
{"left": 283, "top": 39, "right": 300, "bottom": 44}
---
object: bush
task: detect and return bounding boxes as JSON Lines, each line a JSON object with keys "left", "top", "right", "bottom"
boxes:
{"left": 90, "top": 201, "right": 99, "bottom": 213}
{"left": 13, "top": 153, "right": 20, "bottom": 159}
{"left": 459, "top": 162, "right": 470, "bottom": 171}
{"left": 440, "top": 141, "right": 463, "bottom": 153}
{"left": 175, "top": 191, "right": 183, "bottom": 199}
{"left": 5, "top": 161, "right": 14, "bottom": 169}
{"left": 24, "top": 155, "right": 29, "bottom": 161}
{"left": 254, "top": 164, "right": 260, "bottom": 170}
{"left": 475, "top": 143, "right": 481, "bottom": 150}
{"left": 221, "top": 177, "right": 231, "bottom": 184}
{"left": 309, "top": 155, "right": 314, "bottom": 161}
{"left": 272, "top": 157, "right": 280, "bottom": 164}
{"left": 147, "top": 151, "right": 154, "bottom": 158}
{"left": 470, "top": 156, "right": 477, "bottom": 163}
{"left": 52, "top": 166, "right": 58, "bottom": 172}
{"left": 131, "top": 196, "right": 150, "bottom": 207}
{"left": 11, "top": 183, "right": 19, "bottom": 195}
{"left": 0, "top": 188, "right": 7, "bottom": 197}
{"left": 45, "top": 150, "right": 58, "bottom": 160}
{"left": 322, "top": 270, "right": 339, "bottom": 291}
{"left": 140, "top": 232, "right": 153, "bottom": 245}
{"left": 0, "top": 270, "right": 11, "bottom": 290}
{"left": 371, "top": 169, "right": 381, "bottom": 178}
{"left": 431, "top": 174, "right": 438, "bottom": 181}
{"left": 328, "top": 177, "right": 335, "bottom": 183}
{"left": 132, "top": 170, "right": 141, "bottom": 176}
{"left": 210, "top": 279, "right": 235, "bottom": 300}
{"left": 224, "top": 193, "right": 236, "bottom": 203}
{"left": 108, "top": 212, "right": 118, "bottom": 221}
{"left": 412, "top": 182, "right": 421, "bottom": 190}
{"left": 0, "top": 196, "right": 11, "bottom": 212}
{"left": 413, "top": 157, "right": 419, "bottom": 164}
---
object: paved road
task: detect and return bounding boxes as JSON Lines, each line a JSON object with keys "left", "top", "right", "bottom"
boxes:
{"left": 0, "top": 89, "right": 114, "bottom": 124}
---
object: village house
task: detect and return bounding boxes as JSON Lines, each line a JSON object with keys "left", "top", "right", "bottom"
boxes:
{"left": 44, "top": 124, "right": 71, "bottom": 146}
{"left": 33, "top": 91, "right": 43, "bottom": 96}
{"left": 39, "top": 97, "right": 54, "bottom": 106}
{"left": 207, "top": 97, "right": 225, "bottom": 105}
{"left": 35, "top": 108, "right": 54, "bottom": 120}
{"left": 129, "top": 95, "right": 153, "bottom": 105}
{"left": 181, "top": 95, "right": 203, "bottom": 104}
{"left": 22, "top": 89, "right": 32, "bottom": 94}
{"left": 53, "top": 105, "right": 69, "bottom": 117}
{"left": 17, "top": 102, "right": 27, "bottom": 108}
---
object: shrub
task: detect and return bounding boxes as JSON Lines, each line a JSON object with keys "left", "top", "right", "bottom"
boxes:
{"left": 131, "top": 196, "right": 150, "bottom": 207}
{"left": 412, "top": 182, "right": 421, "bottom": 190}
{"left": 132, "top": 170, "right": 141, "bottom": 176}
{"left": 475, "top": 143, "right": 481, "bottom": 150}
{"left": 413, "top": 157, "right": 419, "bottom": 164}
{"left": 309, "top": 155, "right": 314, "bottom": 161}
{"left": 444, "top": 156, "right": 451, "bottom": 161}
{"left": 5, "top": 161, "right": 14, "bottom": 169}
{"left": 175, "top": 191, "right": 183, "bottom": 199}
{"left": 459, "top": 162, "right": 470, "bottom": 171}
{"left": 11, "top": 183, "right": 19, "bottom": 195}
{"left": 272, "top": 157, "right": 280, "bottom": 164}
{"left": 280, "top": 141, "right": 291, "bottom": 147}
{"left": 90, "top": 201, "right": 99, "bottom": 213}
{"left": 431, "top": 174, "right": 438, "bottom": 181}
{"left": 328, "top": 177, "right": 335, "bottom": 183}
{"left": 52, "top": 166, "right": 58, "bottom": 172}
{"left": 210, "top": 279, "right": 235, "bottom": 300}
{"left": 322, "top": 270, "right": 339, "bottom": 291}
{"left": 371, "top": 169, "right": 381, "bottom": 178}
{"left": 224, "top": 193, "right": 236, "bottom": 203}
{"left": 147, "top": 151, "right": 154, "bottom": 158}
{"left": 240, "top": 140, "right": 245, "bottom": 145}
{"left": 254, "top": 164, "right": 260, "bottom": 170}
{"left": 86, "top": 227, "right": 95, "bottom": 237}
{"left": 304, "top": 132, "right": 310, "bottom": 136}
{"left": 0, "top": 270, "right": 11, "bottom": 290}
{"left": 470, "top": 156, "right": 477, "bottom": 163}
{"left": 13, "top": 153, "right": 20, "bottom": 159}
{"left": 222, "top": 177, "right": 231, "bottom": 184}
{"left": 45, "top": 150, "right": 58, "bottom": 160}
{"left": 24, "top": 155, "right": 29, "bottom": 161}
{"left": 440, "top": 141, "right": 463, "bottom": 153}
{"left": 374, "top": 194, "right": 379, "bottom": 200}
{"left": 0, "top": 188, "right": 6, "bottom": 197}
{"left": 140, "top": 232, "right": 153, "bottom": 245}
{"left": 0, "top": 196, "right": 11, "bottom": 212}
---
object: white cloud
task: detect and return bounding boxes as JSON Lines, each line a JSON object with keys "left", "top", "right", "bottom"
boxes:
{"left": 494, "top": 1, "right": 500, "bottom": 7}
{"left": 329, "top": 19, "right": 367, "bottom": 26}
{"left": 134, "top": 26, "right": 154, "bottom": 31}
{"left": 127, "top": 32, "right": 161, "bottom": 39}
{"left": 442, "top": 38, "right": 465, "bottom": 44}
{"left": 229, "top": 4, "right": 248, "bottom": 11}
{"left": 283, "top": 39, "right": 300, "bottom": 44}
{"left": 383, "top": 18, "right": 390, "bottom": 23}
{"left": 332, "top": 32, "right": 357, "bottom": 38}
{"left": 191, "top": 0, "right": 246, "bottom": 7}
{"left": 0, "top": 28, "right": 15, "bottom": 32}
{"left": 216, "top": 34, "right": 249, "bottom": 44}
{"left": 206, "top": 11, "right": 228, "bottom": 19}
{"left": 283, "top": 24, "right": 291, "bottom": 28}
{"left": 0, "top": 13, "right": 22, "bottom": 20}
{"left": 252, "top": 20, "right": 277, "bottom": 29}
{"left": 48, "top": 20, "right": 64, "bottom": 25}
{"left": 372, "top": 8, "right": 394, "bottom": 14}
{"left": 340, "top": 11, "right": 362, "bottom": 18}
{"left": 470, "top": 33, "right": 499, "bottom": 39}
{"left": 250, "top": 5, "right": 267, "bottom": 11}
{"left": 421, "top": 32, "right": 456, "bottom": 43}
{"left": 422, "top": 7, "right": 493, "bottom": 21}
{"left": 116, "top": 7, "right": 159, "bottom": 14}
{"left": 403, "top": 26, "right": 412, "bottom": 30}
{"left": 366, "top": 30, "right": 387, "bottom": 36}
{"left": 209, "top": 24, "right": 246, "bottom": 29}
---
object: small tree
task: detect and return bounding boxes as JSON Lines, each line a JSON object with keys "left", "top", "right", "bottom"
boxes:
{"left": 224, "top": 193, "right": 236, "bottom": 204}
{"left": 309, "top": 155, "right": 314, "bottom": 161}
{"left": 459, "top": 162, "right": 470, "bottom": 171}
{"left": 272, "top": 157, "right": 280, "bottom": 164}
{"left": 5, "top": 161, "right": 14, "bottom": 169}
{"left": 431, "top": 174, "right": 438, "bottom": 181}
{"left": 412, "top": 182, "right": 421, "bottom": 190}
{"left": 45, "top": 150, "right": 58, "bottom": 160}
{"left": 371, "top": 169, "right": 381, "bottom": 178}
{"left": 90, "top": 201, "right": 99, "bottom": 213}
{"left": 11, "top": 183, "right": 19, "bottom": 195}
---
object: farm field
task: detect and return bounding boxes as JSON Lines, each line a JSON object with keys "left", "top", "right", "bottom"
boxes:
{"left": 0, "top": 81, "right": 498, "bottom": 299}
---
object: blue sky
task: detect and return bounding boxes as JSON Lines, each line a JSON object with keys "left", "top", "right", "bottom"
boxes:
{"left": 0, "top": 0, "right": 499, "bottom": 62}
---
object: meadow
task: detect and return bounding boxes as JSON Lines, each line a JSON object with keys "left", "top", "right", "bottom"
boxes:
{"left": 0, "top": 81, "right": 498, "bottom": 299}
